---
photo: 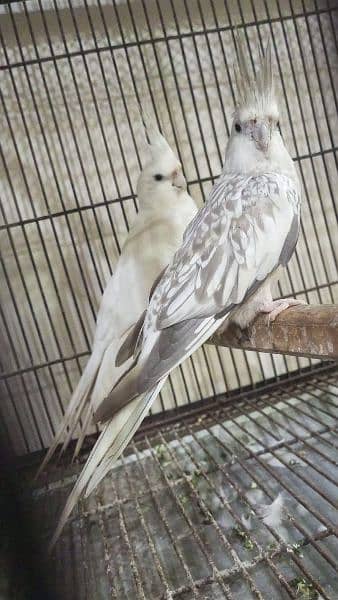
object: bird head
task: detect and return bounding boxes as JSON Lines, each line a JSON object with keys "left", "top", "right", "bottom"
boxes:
{"left": 224, "top": 37, "right": 295, "bottom": 177}
{"left": 137, "top": 110, "right": 187, "bottom": 205}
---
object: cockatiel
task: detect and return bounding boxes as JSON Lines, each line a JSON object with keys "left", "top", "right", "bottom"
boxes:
{"left": 37, "top": 117, "right": 197, "bottom": 479}
{"left": 49, "top": 38, "right": 303, "bottom": 550}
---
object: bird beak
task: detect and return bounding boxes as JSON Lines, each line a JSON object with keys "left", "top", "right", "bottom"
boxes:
{"left": 171, "top": 169, "right": 187, "bottom": 191}
{"left": 253, "top": 122, "right": 271, "bottom": 153}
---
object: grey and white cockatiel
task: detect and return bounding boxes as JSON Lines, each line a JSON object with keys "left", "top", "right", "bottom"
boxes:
{"left": 94, "top": 39, "right": 304, "bottom": 422}
{"left": 50, "top": 38, "right": 303, "bottom": 549}
{"left": 37, "top": 117, "right": 197, "bottom": 479}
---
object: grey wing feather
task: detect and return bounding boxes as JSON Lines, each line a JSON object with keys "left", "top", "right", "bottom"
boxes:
{"left": 138, "top": 317, "right": 217, "bottom": 391}
{"left": 115, "top": 310, "right": 146, "bottom": 367}
{"left": 94, "top": 315, "right": 220, "bottom": 422}
{"left": 148, "top": 266, "right": 168, "bottom": 300}
{"left": 278, "top": 212, "right": 300, "bottom": 266}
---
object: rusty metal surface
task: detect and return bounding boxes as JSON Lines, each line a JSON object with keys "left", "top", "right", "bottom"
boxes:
{"left": 210, "top": 305, "right": 338, "bottom": 360}
{"left": 22, "top": 368, "right": 338, "bottom": 599}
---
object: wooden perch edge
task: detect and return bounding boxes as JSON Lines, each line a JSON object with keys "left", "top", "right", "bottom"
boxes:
{"left": 209, "top": 304, "right": 338, "bottom": 360}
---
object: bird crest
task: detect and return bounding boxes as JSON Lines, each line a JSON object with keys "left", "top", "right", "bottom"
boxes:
{"left": 139, "top": 105, "right": 172, "bottom": 154}
{"left": 138, "top": 104, "right": 181, "bottom": 172}
{"left": 234, "top": 34, "right": 277, "bottom": 118}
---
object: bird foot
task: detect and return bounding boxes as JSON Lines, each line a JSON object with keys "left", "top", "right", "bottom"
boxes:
{"left": 259, "top": 298, "right": 306, "bottom": 324}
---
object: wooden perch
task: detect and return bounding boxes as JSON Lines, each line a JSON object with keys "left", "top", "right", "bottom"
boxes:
{"left": 209, "top": 304, "right": 338, "bottom": 360}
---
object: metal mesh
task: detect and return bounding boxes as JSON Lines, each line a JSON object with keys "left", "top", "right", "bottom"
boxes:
{"left": 1, "top": 0, "right": 338, "bottom": 455}
{"left": 18, "top": 367, "right": 337, "bottom": 599}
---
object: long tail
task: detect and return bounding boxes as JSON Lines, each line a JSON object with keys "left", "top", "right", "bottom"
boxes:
{"left": 35, "top": 345, "right": 105, "bottom": 480}
{"left": 48, "top": 380, "right": 165, "bottom": 553}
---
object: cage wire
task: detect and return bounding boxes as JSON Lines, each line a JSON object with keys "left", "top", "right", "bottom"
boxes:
{"left": 0, "top": 0, "right": 338, "bottom": 598}
{"left": 1, "top": 0, "right": 337, "bottom": 457}
{"left": 17, "top": 368, "right": 338, "bottom": 599}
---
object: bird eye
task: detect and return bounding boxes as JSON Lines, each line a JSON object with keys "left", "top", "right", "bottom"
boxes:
{"left": 154, "top": 174, "right": 163, "bottom": 181}
{"left": 235, "top": 123, "right": 242, "bottom": 133}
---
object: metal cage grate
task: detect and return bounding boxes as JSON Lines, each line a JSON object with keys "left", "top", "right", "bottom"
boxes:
{"left": 0, "top": 1, "right": 337, "bottom": 455}
{"left": 16, "top": 367, "right": 337, "bottom": 599}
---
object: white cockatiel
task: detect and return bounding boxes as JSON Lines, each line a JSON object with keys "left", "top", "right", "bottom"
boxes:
{"left": 37, "top": 117, "right": 197, "bottom": 479}
{"left": 50, "top": 38, "right": 303, "bottom": 549}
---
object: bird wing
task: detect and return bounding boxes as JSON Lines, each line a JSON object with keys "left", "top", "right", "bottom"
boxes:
{"left": 154, "top": 171, "right": 300, "bottom": 329}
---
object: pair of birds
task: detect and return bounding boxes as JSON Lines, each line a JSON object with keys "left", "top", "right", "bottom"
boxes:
{"left": 40, "top": 39, "right": 303, "bottom": 550}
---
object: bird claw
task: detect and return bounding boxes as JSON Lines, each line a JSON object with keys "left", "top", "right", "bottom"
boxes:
{"left": 259, "top": 298, "right": 306, "bottom": 324}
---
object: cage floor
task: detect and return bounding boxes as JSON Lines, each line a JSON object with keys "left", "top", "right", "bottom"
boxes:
{"left": 19, "top": 368, "right": 338, "bottom": 599}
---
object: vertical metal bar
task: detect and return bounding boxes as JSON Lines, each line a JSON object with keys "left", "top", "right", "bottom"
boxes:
{"left": 65, "top": 0, "right": 137, "bottom": 226}
{"left": 296, "top": 0, "right": 338, "bottom": 215}
{"left": 143, "top": 435, "right": 234, "bottom": 599}
{"left": 130, "top": 440, "right": 199, "bottom": 598}
{"left": 94, "top": 493, "right": 119, "bottom": 599}
{"left": 188, "top": 423, "right": 331, "bottom": 598}
{"left": 77, "top": 495, "right": 96, "bottom": 599}
{"left": 0, "top": 358, "right": 27, "bottom": 454}
{"left": 0, "top": 22, "right": 91, "bottom": 421}
{"left": 20, "top": 1, "right": 114, "bottom": 296}
{"left": 215, "top": 417, "right": 336, "bottom": 538}
{"left": 0, "top": 249, "right": 57, "bottom": 442}
{"left": 96, "top": 483, "right": 147, "bottom": 599}
{"left": 208, "top": 419, "right": 337, "bottom": 573}
{"left": 156, "top": 431, "right": 265, "bottom": 599}
{"left": 273, "top": 0, "right": 337, "bottom": 276}
{"left": 120, "top": 0, "right": 214, "bottom": 405}
{"left": 118, "top": 454, "right": 173, "bottom": 598}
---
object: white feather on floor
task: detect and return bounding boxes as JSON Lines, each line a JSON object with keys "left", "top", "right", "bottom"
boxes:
{"left": 257, "top": 492, "right": 285, "bottom": 529}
